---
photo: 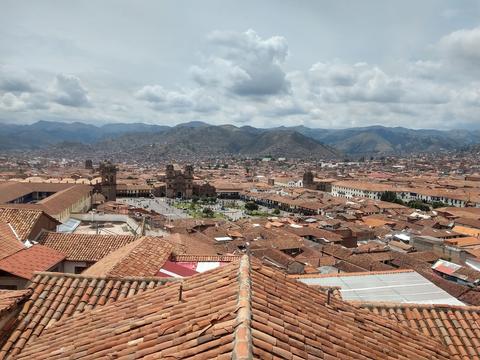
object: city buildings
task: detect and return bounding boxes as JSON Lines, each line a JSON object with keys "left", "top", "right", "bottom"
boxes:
{"left": 0, "top": 155, "right": 479, "bottom": 358}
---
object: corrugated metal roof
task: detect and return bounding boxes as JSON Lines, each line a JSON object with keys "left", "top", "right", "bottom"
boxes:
{"left": 298, "top": 271, "right": 464, "bottom": 305}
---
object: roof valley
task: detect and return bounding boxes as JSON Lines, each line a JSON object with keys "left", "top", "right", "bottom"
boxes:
{"left": 232, "top": 255, "right": 253, "bottom": 360}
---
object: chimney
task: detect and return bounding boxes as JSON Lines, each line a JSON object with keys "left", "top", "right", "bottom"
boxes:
{"left": 178, "top": 284, "right": 183, "bottom": 302}
{"left": 326, "top": 288, "right": 333, "bottom": 305}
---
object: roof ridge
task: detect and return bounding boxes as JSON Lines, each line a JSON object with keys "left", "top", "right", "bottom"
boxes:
{"left": 171, "top": 254, "right": 242, "bottom": 261}
{"left": 355, "top": 301, "right": 480, "bottom": 311}
{"left": 287, "top": 268, "right": 415, "bottom": 279}
{"left": 105, "top": 237, "right": 148, "bottom": 275}
{"left": 32, "top": 271, "right": 181, "bottom": 283}
{"left": 232, "top": 255, "right": 252, "bottom": 360}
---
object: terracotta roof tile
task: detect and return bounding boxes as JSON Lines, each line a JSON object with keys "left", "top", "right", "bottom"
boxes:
{"left": 0, "top": 221, "right": 24, "bottom": 260}
{"left": 37, "top": 232, "right": 137, "bottom": 262}
{"left": 0, "top": 207, "right": 49, "bottom": 241}
{"left": 359, "top": 303, "right": 480, "bottom": 360}
{"left": 0, "top": 272, "right": 178, "bottom": 358}
{"left": 82, "top": 236, "right": 173, "bottom": 278}
{"left": 288, "top": 269, "right": 415, "bottom": 279}
{"left": 0, "top": 245, "right": 65, "bottom": 280}
{"left": 163, "top": 232, "right": 218, "bottom": 255}
{"left": 10, "top": 256, "right": 452, "bottom": 360}
{"left": 171, "top": 254, "right": 241, "bottom": 262}
{"left": 0, "top": 290, "right": 31, "bottom": 316}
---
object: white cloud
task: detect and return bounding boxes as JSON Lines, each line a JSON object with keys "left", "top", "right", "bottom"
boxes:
{"left": 0, "top": 65, "right": 36, "bottom": 93}
{"left": 438, "top": 26, "right": 480, "bottom": 68}
{"left": 2, "top": 24, "right": 480, "bottom": 130}
{"left": 0, "top": 92, "right": 30, "bottom": 111}
{"left": 306, "top": 62, "right": 452, "bottom": 105}
{"left": 135, "top": 85, "right": 218, "bottom": 113}
{"left": 191, "top": 29, "right": 290, "bottom": 97}
{"left": 0, "top": 91, "right": 49, "bottom": 112}
{"left": 49, "top": 73, "right": 91, "bottom": 107}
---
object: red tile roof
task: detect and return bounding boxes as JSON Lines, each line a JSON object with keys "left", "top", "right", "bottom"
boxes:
{"left": 360, "top": 303, "right": 480, "bottom": 360}
{"left": 170, "top": 254, "right": 241, "bottom": 262}
{"left": 0, "top": 207, "right": 53, "bottom": 241}
{"left": 0, "top": 272, "right": 178, "bottom": 358}
{"left": 12, "top": 256, "right": 452, "bottom": 359}
{"left": 0, "top": 221, "right": 24, "bottom": 260}
{"left": 163, "top": 232, "right": 218, "bottom": 255}
{"left": 82, "top": 236, "right": 173, "bottom": 278}
{"left": 35, "top": 185, "right": 92, "bottom": 217}
{"left": 0, "top": 245, "right": 65, "bottom": 280}
{"left": 0, "top": 290, "right": 30, "bottom": 316}
{"left": 36, "top": 232, "right": 137, "bottom": 262}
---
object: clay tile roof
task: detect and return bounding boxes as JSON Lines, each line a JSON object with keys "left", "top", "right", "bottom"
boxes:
{"left": 288, "top": 268, "right": 415, "bottom": 279}
{"left": 36, "top": 185, "right": 91, "bottom": 216}
{"left": 308, "top": 285, "right": 343, "bottom": 300}
{"left": 0, "top": 245, "right": 65, "bottom": 280}
{"left": 0, "top": 207, "right": 47, "bottom": 241}
{"left": 82, "top": 236, "right": 173, "bottom": 278}
{"left": 170, "top": 254, "right": 241, "bottom": 262}
{"left": 0, "top": 272, "right": 178, "bottom": 358}
{"left": 0, "top": 221, "right": 24, "bottom": 260}
{"left": 359, "top": 303, "right": 480, "bottom": 360}
{"left": 163, "top": 232, "right": 218, "bottom": 255}
{"left": 0, "top": 290, "right": 31, "bottom": 316}
{"left": 319, "top": 243, "right": 353, "bottom": 260}
{"left": 36, "top": 232, "right": 137, "bottom": 262}
{"left": 11, "top": 256, "right": 453, "bottom": 360}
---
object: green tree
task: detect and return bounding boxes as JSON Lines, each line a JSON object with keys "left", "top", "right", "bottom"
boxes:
{"left": 407, "top": 201, "right": 430, "bottom": 212}
{"left": 245, "top": 201, "right": 259, "bottom": 212}
{"left": 380, "top": 191, "right": 398, "bottom": 203}
{"left": 202, "top": 208, "right": 214, "bottom": 218}
{"left": 272, "top": 208, "right": 280, "bottom": 215}
{"left": 431, "top": 201, "right": 447, "bottom": 209}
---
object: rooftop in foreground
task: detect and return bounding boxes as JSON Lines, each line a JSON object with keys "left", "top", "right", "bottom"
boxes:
{"left": 295, "top": 269, "right": 465, "bottom": 305}
{"left": 7, "top": 255, "right": 456, "bottom": 359}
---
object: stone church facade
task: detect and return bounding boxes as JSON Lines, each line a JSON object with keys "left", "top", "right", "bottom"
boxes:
{"left": 165, "top": 165, "right": 215, "bottom": 199}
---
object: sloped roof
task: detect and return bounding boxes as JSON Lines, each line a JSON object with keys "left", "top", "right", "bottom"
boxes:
{"left": 0, "top": 245, "right": 65, "bottom": 280}
{"left": 36, "top": 232, "right": 137, "bottom": 262}
{"left": 0, "top": 182, "right": 77, "bottom": 204}
{"left": 163, "top": 232, "right": 218, "bottom": 255}
{"left": 0, "top": 207, "right": 53, "bottom": 241}
{"left": 0, "top": 221, "right": 24, "bottom": 260}
{"left": 0, "top": 183, "right": 91, "bottom": 218}
{"left": 0, "top": 272, "right": 177, "bottom": 358}
{"left": 36, "top": 185, "right": 91, "bottom": 216}
{"left": 82, "top": 236, "right": 173, "bottom": 278}
{"left": 360, "top": 303, "right": 480, "bottom": 360}
{"left": 170, "top": 254, "right": 241, "bottom": 262}
{"left": 13, "top": 256, "right": 452, "bottom": 359}
{"left": 0, "top": 290, "right": 31, "bottom": 316}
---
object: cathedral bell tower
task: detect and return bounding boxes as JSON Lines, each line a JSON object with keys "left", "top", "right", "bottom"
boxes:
{"left": 99, "top": 161, "right": 117, "bottom": 202}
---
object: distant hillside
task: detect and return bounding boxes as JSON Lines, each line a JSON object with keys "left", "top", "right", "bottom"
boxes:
{"left": 1, "top": 120, "right": 479, "bottom": 157}
{"left": 0, "top": 120, "right": 168, "bottom": 150}
{"left": 460, "top": 143, "right": 480, "bottom": 155}
{"left": 93, "top": 125, "right": 340, "bottom": 159}
{"left": 290, "top": 125, "right": 480, "bottom": 155}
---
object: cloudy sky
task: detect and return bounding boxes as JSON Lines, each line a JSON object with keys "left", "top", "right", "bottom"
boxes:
{"left": 1, "top": 0, "right": 480, "bottom": 129}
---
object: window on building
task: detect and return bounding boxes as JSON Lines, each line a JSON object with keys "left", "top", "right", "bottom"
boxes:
{"left": 0, "top": 285, "right": 17, "bottom": 290}
{"left": 74, "top": 266, "right": 88, "bottom": 274}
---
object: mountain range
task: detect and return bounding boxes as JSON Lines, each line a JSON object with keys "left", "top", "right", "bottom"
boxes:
{"left": 1, "top": 120, "right": 479, "bottom": 158}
